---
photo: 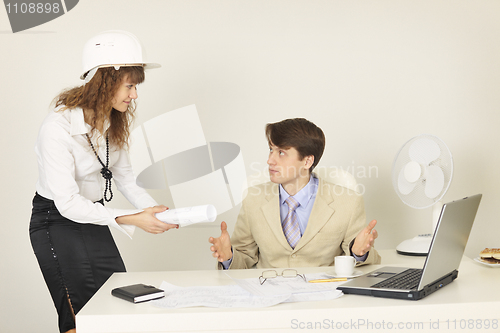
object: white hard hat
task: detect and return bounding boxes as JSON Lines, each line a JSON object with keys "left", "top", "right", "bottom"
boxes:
{"left": 81, "top": 30, "right": 160, "bottom": 83}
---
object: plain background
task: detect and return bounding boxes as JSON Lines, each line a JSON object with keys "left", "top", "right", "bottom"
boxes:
{"left": 1, "top": 1, "right": 499, "bottom": 332}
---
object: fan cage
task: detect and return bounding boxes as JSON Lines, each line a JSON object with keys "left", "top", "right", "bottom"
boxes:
{"left": 391, "top": 134, "right": 453, "bottom": 209}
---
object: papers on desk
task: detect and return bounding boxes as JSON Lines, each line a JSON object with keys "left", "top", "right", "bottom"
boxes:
{"left": 232, "top": 273, "right": 344, "bottom": 303}
{"left": 155, "top": 205, "right": 217, "bottom": 227}
{"left": 152, "top": 282, "right": 289, "bottom": 308}
{"left": 151, "top": 273, "right": 344, "bottom": 309}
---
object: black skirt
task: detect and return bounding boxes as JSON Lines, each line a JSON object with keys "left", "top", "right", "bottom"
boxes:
{"left": 29, "top": 193, "right": 126, "bottom": 333}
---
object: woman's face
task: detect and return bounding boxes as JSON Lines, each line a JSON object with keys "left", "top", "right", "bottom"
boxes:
{"left": 111, "top": 77, "right": 138, "bottom": 112}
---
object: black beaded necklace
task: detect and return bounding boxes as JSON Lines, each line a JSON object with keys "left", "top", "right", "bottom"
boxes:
{"left": 86, "top": 133, "right": 113, "bottom": 202}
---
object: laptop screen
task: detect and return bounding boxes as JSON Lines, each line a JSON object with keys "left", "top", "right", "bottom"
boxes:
{"left": 418, "top": 194, "right": 481, "bottom": 289}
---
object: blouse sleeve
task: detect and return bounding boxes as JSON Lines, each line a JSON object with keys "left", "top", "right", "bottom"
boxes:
{"left": 110, "top": 149, "right": 158, "bottom": 210}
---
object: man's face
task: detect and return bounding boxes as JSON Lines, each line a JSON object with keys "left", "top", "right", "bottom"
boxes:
{"left": 267, "top": 144, "right": 311, "bottom": 187}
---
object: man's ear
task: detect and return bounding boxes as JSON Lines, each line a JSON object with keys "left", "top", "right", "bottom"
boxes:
{"left": 304, "top": 155, "right": 314, "bottom": 170}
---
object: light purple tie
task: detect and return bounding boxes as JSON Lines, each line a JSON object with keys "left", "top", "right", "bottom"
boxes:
{"left": 282, "top": 196, "right": 300, "bottom": 249}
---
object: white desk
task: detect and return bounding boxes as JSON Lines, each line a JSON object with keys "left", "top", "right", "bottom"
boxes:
{"left": 76, "top": 250, "right": 500, "bottom": 333}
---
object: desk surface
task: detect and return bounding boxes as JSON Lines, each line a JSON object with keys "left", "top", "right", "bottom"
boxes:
{"left": 77, "top": 250, "right": 500, "bottom": 333}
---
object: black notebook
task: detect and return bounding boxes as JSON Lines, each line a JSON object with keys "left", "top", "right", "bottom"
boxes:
{"left": 111, "top": 283, "right": 165, "bottom": 303}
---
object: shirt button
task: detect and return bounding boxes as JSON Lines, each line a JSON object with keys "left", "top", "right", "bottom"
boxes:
{"left": 291, "top": 254, "right": 297, "bottom": 259}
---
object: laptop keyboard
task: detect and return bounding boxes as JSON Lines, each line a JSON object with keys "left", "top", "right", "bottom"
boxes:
{"left": 372, "top": 268, "right": 422, "bottom": 290}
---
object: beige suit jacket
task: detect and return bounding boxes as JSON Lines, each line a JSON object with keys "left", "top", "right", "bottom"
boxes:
{"left": 223, "top": 178, "right": 381, "bottom": 269}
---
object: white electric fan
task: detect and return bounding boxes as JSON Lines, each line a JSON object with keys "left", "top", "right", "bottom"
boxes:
{"left": 392, "top": 134, "right": 453, "bottom": 256}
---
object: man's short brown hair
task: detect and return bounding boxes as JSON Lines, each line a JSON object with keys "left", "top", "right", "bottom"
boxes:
{"left": 265, "top": 118, "right": 325, "bottom": 172}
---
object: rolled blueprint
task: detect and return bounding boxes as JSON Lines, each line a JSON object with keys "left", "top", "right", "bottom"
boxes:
{"left": 155, "top": 205, "right": 217, "bottom": 227}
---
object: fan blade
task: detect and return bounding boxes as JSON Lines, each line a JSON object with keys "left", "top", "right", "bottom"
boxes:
{"left": 409, "top": 138, "right": 441, "bottom": 165}
{"left": 404, "top": 161, "right": 422, "bottom": 183}
{"left": 424, "top": 165, "right": 445, "bottom": 199}
{"left": 398, "top": 167, "right": 417, "bottom": 195}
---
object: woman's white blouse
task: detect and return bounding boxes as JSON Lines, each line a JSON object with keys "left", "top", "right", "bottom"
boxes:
{"left": 35, "top": 106, "right": 158, "bottom": 238}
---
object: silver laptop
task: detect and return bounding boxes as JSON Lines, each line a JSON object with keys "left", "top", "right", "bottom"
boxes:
{"left": 338, "top": 194, "right": 482, "bottom": 300}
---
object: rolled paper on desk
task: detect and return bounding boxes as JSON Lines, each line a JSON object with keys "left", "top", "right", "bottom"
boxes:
{"left": 155, "top": 204, "right": 217, "bottom": 227}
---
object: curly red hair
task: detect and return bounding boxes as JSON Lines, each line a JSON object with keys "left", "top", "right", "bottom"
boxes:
{"left": 55, "top": 66, "right": 145, "bottom": 150}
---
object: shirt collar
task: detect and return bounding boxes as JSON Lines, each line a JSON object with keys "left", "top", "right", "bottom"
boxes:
{"left": 279, "top": 174, "right": 318, "bottom": 208}
{"left": 69, "top": 107, "right": 92, "bottom": 136}
{"left": 69, "top": 107, "right": 110, "bottom": 137}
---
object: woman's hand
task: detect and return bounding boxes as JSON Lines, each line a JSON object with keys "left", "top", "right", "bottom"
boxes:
{"left": 116, "top": 205, "right": 178, "bottom": 234}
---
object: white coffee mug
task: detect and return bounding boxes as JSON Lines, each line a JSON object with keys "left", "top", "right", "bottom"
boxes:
{"left": 335, "top": 255, "right": 356, "bottom": 276}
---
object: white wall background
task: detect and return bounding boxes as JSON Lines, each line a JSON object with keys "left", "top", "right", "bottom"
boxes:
{"left": 1, "top": 1, "right": 499, "bottom": 332}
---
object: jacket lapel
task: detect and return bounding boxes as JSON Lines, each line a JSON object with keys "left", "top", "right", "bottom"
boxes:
{"left": 261, "top": 184, "right": 293, "bottom": 251}
{"left": 294, "top": 178, "right": 335, "bottom": 251}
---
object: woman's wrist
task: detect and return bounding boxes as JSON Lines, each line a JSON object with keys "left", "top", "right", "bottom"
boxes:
{"left": 116, "top": 213, "right": 139, "bottom": 226}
